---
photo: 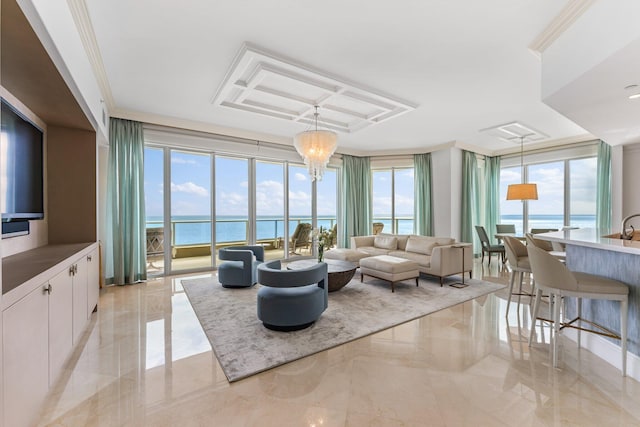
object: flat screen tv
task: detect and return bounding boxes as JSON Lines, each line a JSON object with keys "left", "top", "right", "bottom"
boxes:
{"left": 1, "top": 98, "right": 45, "bottom": 222}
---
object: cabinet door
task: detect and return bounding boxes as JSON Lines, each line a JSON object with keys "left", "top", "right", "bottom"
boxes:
{"left": 87, "top": 248, "right": 100, "bottom": 315}
{"left": 3, "top": 285, "right": 49, "bottom": 427}
{"left": 49, "top": 269, "right": 74, "bottom": 387}
{"left": 72, "top": 258, "right": 88, "bottom": 345}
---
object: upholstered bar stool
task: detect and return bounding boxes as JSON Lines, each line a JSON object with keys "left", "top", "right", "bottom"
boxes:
{"left": 525, "top": 233, "right": 566, "bottom": 262}
{"left": 526, "top": 245, "right": 629, "bottom": 375}
{"left": 503, "top": 236, "right": 534, "bottom": 317}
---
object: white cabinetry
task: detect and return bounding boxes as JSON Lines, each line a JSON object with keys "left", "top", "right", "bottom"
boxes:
{"left": 1, "top": 243, "right": 98, "bottom": 427}
{"left": 87, "top": 248, "right": 99, "bottom": 315}
{"left": 2, "top": 284, "right": 49, "bottom": 427}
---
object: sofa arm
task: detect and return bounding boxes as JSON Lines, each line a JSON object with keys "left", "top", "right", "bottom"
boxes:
{"left": 429, "top": 244, "right": 473, "bottom": 276}
{"left": 350, "top": 235, "right": 375, "bottom": 249}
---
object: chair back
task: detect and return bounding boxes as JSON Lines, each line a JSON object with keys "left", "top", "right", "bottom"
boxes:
{"left": 219, "top": 245, "right": 265, "bottom": 262}
{"left": 291, "top": 223, "right": 312, "bottom": 245}
{"left": 496, "top": 224, "right": 516, "bottom": 234}
{"left": 530, "top": 228, "right": 558, "bottom": 234}
{"left": 526, "top": 244, "right": 578, "bottom": 292}
{"left": 503, "top": 236, "right": 527, "bottom": 267}
{"left": 525, "top": 233, "right": 553, "bottom": 252}
{"left": 373, "top": 222, "right": 384, "bottom": 235}
{"left": 474, "top": 225, "right": 490, "bottom": 248}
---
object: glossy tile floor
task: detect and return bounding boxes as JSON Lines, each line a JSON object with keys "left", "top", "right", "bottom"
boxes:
{"left": 38, "top": 261, "right": 640, "bottom": 426}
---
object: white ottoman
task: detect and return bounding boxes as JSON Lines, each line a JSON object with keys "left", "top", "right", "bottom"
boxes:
{"left": 359, "top": 255, "right": 420, "bottom": 293}
{"left": 324, "top": 248, "right": 369, "bottom": 266}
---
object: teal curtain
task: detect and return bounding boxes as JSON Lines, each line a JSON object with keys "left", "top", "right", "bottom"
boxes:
{"left": 340, "top": 155, "right": 371, "bottom": 247}
{"left": 596, "top": 140, "right": 612, "bottom": 231}
{"left": 413, "top": 153, "right": 433, "bottom": 235}
{"left": 484, "top": 156, "right": 501, "bottom": 245}
{"left": 461, "top": 151, "right": 480, "bottom": 255}
{"left": 105, "top": 118, "right": 147, "bottom": 285}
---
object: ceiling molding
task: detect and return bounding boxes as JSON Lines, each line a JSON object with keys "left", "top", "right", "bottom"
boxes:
{"left": 211, "top": 42, "right": 417, "bottom": 133}
{"left": 67, "top": 0, "right": 115, "bottom": 111}
{"left": 528, "top": 0, "right": 596, "bottom": 57}
{"left": 479, "top": 121, "right": 549, "bottom": 143}
{"left": 492, "top": 133, "right": 596, "bottom": 156}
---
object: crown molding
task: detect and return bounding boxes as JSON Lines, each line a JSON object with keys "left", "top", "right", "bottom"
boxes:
{"left": 529, "top": 0, "right": 596, "bottom": 58}
{"left": 67, "top": 0, "right": 115, "bottom": 111}
{"left": 492, "top": 133, "right": 596, "bottom": 156}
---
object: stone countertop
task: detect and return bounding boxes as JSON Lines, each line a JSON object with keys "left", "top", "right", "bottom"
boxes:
{"left": 535, "top": 228, "right": 640, "bottom": 255}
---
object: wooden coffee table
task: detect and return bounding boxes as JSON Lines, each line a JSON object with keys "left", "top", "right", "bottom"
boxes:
{"left": 287, "top": 259, "right": 357, "bottom": 292}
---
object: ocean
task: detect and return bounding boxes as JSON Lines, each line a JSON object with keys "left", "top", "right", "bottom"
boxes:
{"left": 146, "top": 214, "right": 596, "bottom": 246}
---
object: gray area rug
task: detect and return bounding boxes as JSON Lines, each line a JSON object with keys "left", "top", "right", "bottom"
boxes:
{"left": 182, "top": 274, "right": 505, "bottom": 382}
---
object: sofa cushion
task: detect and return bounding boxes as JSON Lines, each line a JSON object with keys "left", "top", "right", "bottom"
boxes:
{"left": 389, "top": 250, "right": 431, "bottom": 268}
{"left": 374, "top": 235, "right": 398, "bottom": 250}
{"left": 358, "top": 246, "right": 391, "bottom": 256}
{"left": 380, "top": 233, "right": 410, "bottom": 250}
{"left": 405, "top": 236, "right": 439, "bottom": 255}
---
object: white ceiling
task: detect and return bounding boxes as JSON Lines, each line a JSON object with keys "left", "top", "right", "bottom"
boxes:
{"left": 84, "top": 0, "right": 591, "bottom": 155}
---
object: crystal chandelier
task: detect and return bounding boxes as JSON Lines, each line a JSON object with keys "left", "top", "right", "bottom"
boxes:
{"left": 506, "top": 135, "right": 538, "bottom": 200}
{"left": 294, "top": 106, "right": 338, "bottom": 181}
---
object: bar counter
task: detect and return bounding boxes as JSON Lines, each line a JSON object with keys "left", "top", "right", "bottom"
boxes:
{"left": 536, "top": 228, "right": 640, "bottom": 366}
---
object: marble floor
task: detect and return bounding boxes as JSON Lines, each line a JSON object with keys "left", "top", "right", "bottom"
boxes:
{"left": 38, "top": 261, "right": 640, "bottom": 426}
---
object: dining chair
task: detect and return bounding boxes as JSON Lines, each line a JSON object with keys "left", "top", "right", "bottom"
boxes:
{"left": 526, "top": 244, "right": 629, "bottom": 375}
{"left": 475, "top": 225, "right": 505, "bottom": 265}
{"left": 503, "top": 236, "right": 534, "bottom": 317}
{"left": 496, "top": 224, "right": 516, "bottom": 234}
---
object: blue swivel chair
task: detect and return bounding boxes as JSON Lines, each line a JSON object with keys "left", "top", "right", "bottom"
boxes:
{"left": 218, "top": 245, "right": 265, "bottom": 288}
{"left": 257, "top": 260, "right": 328, "bottom": 331}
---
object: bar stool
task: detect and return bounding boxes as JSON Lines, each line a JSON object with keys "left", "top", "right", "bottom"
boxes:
{"left": 503, "top": 236, "right": 534, "bottom": 317}
{"left": 526, "top": 244, "right": 629, "bottom": 375}
{"left": 525, "top": 233, "right": 566, "bottom": 262}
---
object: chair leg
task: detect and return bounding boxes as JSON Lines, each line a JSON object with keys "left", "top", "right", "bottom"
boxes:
{"left": 577, "top": 297, "right": 582, "bottom": 349}
{"left": 488, "top": 252, "right": 491, "bottom": 266}
{"left": 553, "top": 292, "right": 562, "bottom": 368}
{"left": 621, "top": 298, "right": 628, "bottom": 376}
{"left": 516, "top": 271, "right": 524, "bottom": 311}
{"left": 506, "top": 270, "right": 516, "bottom": 317}
{"left": 529, "top": 288, "right": 542, "bottom": 347}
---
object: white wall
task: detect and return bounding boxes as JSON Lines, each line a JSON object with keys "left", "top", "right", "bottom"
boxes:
{"left": 622, "top": 143, "right": 640, "bottom": 223}
{"left": 431, "top": 147, "right": 462, "bottom": 240}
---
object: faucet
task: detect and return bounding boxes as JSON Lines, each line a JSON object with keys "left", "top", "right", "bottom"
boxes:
{"left": 620, "top": 213, "right": 640, "bottom": 240}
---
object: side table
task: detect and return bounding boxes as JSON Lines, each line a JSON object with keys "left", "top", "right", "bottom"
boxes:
{"left": 449, "top": 244, "right": 470, "bottom": 288}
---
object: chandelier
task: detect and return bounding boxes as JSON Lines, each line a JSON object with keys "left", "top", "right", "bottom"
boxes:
{"left": 506, "top": 135, "right": 538, "bottom": 200}
{"left": 294, "top": 106, "right": 338, "bottom": 181}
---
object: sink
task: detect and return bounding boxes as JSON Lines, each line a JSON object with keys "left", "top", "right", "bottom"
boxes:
{"left": 602, "top": 231, "right": 640, "bottom": 241}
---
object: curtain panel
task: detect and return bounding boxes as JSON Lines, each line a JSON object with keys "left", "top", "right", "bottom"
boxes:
{"left": 340, "top": 155, "right": 371, "bottom": 247}
{"left": 596, "top": 140, "right": 612, "bottom": 231}
{"left": 105, "top": 118, "right": 147, "bottom": 285}
{"left": 461, "top": 150, "right": 480, "bottom": 255}
{"left": 413, "top": 153, "right": 433, "bottom": 236}
{"left": 484, "top": 156, "right": 501, "bottom": 245}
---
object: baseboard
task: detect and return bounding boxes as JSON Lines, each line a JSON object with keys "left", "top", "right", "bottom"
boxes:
{"left": 564, "top": 329, "right": 640, "bottom": 381}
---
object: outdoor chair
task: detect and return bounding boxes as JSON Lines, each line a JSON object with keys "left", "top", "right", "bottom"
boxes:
{"left": 373, "top": 222, "right": 384, "bottom": 235}
{"left": 289, "top": 222, "right": 312, "bottom": 255}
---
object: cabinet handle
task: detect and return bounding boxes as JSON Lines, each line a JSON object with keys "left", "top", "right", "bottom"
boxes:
{"left": 74, "top": 264, "right": 78, "bottom": 274}
{"left": 69, "top": 266, "right": 75, "bottom": 276}
{"left": 43, "top": 284, "right": 52, "bottom": 294}
{"left": 87, "top": 255, "right": 92, "bottom": 262}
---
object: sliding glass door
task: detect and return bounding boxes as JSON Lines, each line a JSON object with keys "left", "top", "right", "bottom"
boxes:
{"left": 256, "top": 161, "right": 285, "bottom": 260}
{"left": 215, "top": 157, "right": 249, "bottom": 266}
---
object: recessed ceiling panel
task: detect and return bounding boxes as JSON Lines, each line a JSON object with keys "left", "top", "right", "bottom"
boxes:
{"left": 212, "top": 42, "right": 417, "bottom": 133}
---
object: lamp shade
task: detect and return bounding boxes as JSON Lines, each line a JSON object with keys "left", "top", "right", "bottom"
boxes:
{"left": 506, "top": 183, "right": 538, "bottom": 200}
{"left": 293, "top": 129, "right": 338, "bottom": 181}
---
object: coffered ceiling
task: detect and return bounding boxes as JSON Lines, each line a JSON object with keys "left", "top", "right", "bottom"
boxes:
{"left": 80, "top": 0, "right": 595, "bottom": 155}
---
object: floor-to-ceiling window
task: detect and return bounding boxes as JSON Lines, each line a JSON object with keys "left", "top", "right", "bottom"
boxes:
{"left": 171, "top": 151, "right": 213, "bottom": 272}
{"left": 144, "top": 136, "right": 340, "bottom": 274}
{"left": 372, "top": 167, "right": 415, "bottom": 234}
{"left": 500, "top": 150, "right": 597, "bottom": 234}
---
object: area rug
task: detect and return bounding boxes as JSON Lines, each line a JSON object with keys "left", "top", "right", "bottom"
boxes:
{"left": 182, "top": 274, "right": 505, "bottom": 382}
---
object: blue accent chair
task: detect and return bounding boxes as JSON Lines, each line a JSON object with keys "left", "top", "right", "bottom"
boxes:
{"left": 218, "top": 245, "right": 265, "bottom": 288}
{"left": 257, "top": 260, "right": 328, "bottom": 331}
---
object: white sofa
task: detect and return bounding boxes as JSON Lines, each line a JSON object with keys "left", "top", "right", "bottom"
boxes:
{"left": 350, "top": 233, "right": 473, "bottom": 285}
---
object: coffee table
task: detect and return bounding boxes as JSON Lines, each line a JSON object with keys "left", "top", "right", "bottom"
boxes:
{"left": 287, "top": 259, "right": 357, "bottom": 292}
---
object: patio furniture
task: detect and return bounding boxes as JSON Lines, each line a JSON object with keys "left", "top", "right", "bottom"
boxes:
{"left": 290, "top": 222, "right": 312, "bottom": 255}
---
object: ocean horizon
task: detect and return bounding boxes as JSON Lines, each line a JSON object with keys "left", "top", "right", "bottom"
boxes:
{"left": 145, "top": 214, "right": 595, "bottom": 245}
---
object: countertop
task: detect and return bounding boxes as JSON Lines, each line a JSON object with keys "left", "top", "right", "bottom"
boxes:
{"left": 535, "top": 228, "right": 640, "bottom": 255}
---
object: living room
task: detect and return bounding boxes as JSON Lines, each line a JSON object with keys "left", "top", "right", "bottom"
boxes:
{"left": 3, "top": 0, "right": 640, "bottom": 426}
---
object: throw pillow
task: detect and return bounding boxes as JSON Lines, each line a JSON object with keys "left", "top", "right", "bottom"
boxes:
{"left": 374, "top": 235, "right": 398, "bottom": 250}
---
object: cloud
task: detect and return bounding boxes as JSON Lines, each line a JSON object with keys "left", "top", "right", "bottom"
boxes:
{"left": 171, "top": 157, "right": 197, "bottom": 165}
{"left": 294, "top": 173, "right": 307, "bottom": 181}
{"left": 171, "top": 181, "right": 208, "bottom": 197}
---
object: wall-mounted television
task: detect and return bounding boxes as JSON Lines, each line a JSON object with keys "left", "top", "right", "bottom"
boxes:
{"left": 1, "top": 98, "right": 45, "bottom": 225}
